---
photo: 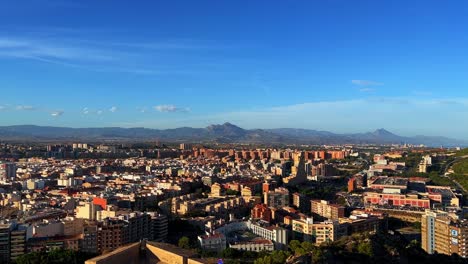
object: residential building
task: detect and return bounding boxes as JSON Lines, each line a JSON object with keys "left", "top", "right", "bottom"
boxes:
{"left": 248, "top": 220, "right": 288, "bottom": 250}
{"left": 198, "top": 233, "right": 226, "bottom": 252}
{"left": 311, "top": 200, "right": 345, "bottom": 220}
{"left": 230, "top": 238, "right": 274, "bottom": 252}
{"left": 293, "top": 192, "right": 310, "bottom": 213}
{"left": 292, "top": 218, "right": 345, "bottom": 245}
{"left": 0, "top": 224, "right": 11, "bottom": 263}
{"left": 422, "top": 210, "right": 468, "bottom": 258}
{"left": 10, "top": 229, "right": 26, "bottom": 263}
{"left": 251, "top": 204, "right": 272, "bottom": 223}
{"left": 264, "top": 187, "right": 289, "bottom": 208}
{"left": 0, "top": 162, "right": 16, "bottom": 181}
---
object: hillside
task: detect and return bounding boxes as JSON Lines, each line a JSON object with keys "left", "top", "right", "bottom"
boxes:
{"left": 0, "top": 123, "right": 465, "bottom": 146}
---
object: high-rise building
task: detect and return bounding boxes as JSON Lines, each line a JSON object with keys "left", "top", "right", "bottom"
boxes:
{"left": 125, "top": 212, "right": 151, "bottom": 243}
{"left": 311, "top": 163, "right": 335, "bottom": 177}
{"left": 0, "top": 224, "right": 11, "bottom": 263}
{"left": 421, "top": 210, "right": 468, "bottom": 258}
{"left": 10, "top": 229, "right": 26, "bottom": 263}
{"left": 179, "top": 143, "right": 192, "bottom": 150}
{"left": 98, "top": 219, "right": 127, "bottom": 253}
{"left": 0, "top": 162, "right": 16, "bottom": 181}
{"left": 81, "top": 225, "right": 99, "bottom": 254}
{"left": 149, "top": 213, "right": 168, "bottom": 242}
{"left": 292, "top": 192, "right": 310, "bottom": 213}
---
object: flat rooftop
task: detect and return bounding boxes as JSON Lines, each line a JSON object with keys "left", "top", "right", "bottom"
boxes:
{"left": 426, "top": 186, "right": 455, "bottom": 198}
{"left": 371, "top": 177, "right": 408, "bottom": 186}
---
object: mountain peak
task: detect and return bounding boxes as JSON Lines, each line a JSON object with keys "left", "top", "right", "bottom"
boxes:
{"left": 207, "top": 122, "right": 241, "bottom": 129}
{"left": 373, "top": 128, "right": 394, "bottom": 136}
{"left": 205, "top": 123, "right": 245, "bottom": 137}
{"left": 222, "top": 122, "right": 236, "bottom": 127}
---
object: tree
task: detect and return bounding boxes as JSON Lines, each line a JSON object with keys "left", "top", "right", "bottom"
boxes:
{"left": 311, "top": 247, "right": 325, "bottom": 263}
{"left": 254, "top": 255, "right": 272, "bottom": 264}
{"left": 357, "top": 241, "right": 374, "bottom": 257}
{"left": 270, "top": 250, "right": 290, "bottom": 264}
{"left": 301, "top": 241, "right": 315, "bottom": 252}
{"left": 288, "top": 240, "right": 302, "bottom": 252}
{"left": 13, "top": 249, "right": 95, "bottom": 264}
{"left": 222, "top": 248, "right": 240, "bottom": 259}
{"left": 254, "top": 251, "right": 290, "bottom": 264}
{"left": 178, "top": 236, "right": 191, "bottom": 249}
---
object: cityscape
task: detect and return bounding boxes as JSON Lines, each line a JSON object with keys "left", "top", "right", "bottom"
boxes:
{"left": 2, "top": 1, "right": 468, "bottom": 264}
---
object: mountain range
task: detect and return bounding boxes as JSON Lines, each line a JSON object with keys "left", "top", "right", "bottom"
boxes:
{"left": 0, "top": 123, "right": 465, "bottom": 146}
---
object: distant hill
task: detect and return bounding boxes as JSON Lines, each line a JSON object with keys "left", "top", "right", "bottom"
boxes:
{"left": 0, "top": 123, "right": 465, "bottom": 146}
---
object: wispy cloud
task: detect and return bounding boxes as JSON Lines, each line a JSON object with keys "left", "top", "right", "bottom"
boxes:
{"left": 351, "top": 80, "right": 384, "bottom": 86}
{"left": 359, "top": 88, "right": 375, "bottom": 93}
{"left": 50, "top": 110, "right": 64, "bottom": 117}
{"left": 412, "top": 90, "right": 433, "bottom": 96}
{"left": 0, "top": 33, "right": 231, "bottom": 75}
{"left": 154, "top": 105, "right": 190, "bottom": 113}
{"left": 0, "top": 37, "right": 115, "bottom": 63}
{"left": 137, "top": 107, "right": 149, "bottom": 113}
{"left": 16, "top": 105, "right": 36, "bottom": 111}
{"left": 109, "top": 106, "right": 118, "bottom": 113}
{"left": 82, "top": 107, "right": 104, "bottom": 115}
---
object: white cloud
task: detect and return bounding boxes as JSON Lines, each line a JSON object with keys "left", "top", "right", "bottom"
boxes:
{"left": 109, "top": 106, "right": 118, "bottom": 113}
{"left": 351, "top": 80, "right": 383, "bottom": 86}
{"left": 0, "top": 37, "right": 114, "bottom": 63}
{"left": 359, "top": 88, "right": 375, "bottom": 93}
{"left": 154, "top": 105, "right": 189, "bottom": 113}
{"left": 137, "top": 107, "right": 149, "bottom": 113}
{"left": 50, "top": 110, "right": 64, "bottom": 117}
{"left": 16, "top": 105, "right": 36, "bottom": 111}
{"left": 82, "top": 107, "right": 104, "bottom": 115}
{"left": 0, "top": 35, "right": 224, "bottom": 75}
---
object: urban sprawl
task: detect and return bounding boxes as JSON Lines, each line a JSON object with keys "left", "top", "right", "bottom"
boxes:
{"left": 0, "top": 142, "right": 467, "bottom": 263}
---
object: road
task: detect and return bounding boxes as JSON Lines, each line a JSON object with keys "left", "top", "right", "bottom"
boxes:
{"left": 441, "top": 155, "right": 468, "bottom": 193}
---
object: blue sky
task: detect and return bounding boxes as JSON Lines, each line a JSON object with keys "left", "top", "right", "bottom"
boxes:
{"left": 1, "top": 0, "right": 468, "bottom": 138}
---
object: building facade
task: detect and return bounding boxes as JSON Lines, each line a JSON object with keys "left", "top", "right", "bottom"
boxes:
{"left": 311, "top": 200, "right": 345, "bottom": 220}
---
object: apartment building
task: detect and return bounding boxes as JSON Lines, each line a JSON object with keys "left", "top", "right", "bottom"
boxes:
{"left": 248, "top": 220, "right": 288, "bottom": 250}
{"left": 311, "top": 200, "right": 345, "bottom": 220}
{"left": 292, "top": 218, "right": 345, "bottom": 244}
{"left": 422, "top": 210, "right": 468, "bottom": 258}
{"left": 264, "top": 187, "right": 289, "bottom": 208}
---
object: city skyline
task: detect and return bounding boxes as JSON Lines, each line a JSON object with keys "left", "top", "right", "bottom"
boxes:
{"left": 2, "top": 1, "right": 468, "bottom": 138}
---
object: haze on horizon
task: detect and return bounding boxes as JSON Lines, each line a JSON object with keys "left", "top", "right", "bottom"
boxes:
{"left": 1, "top": 1, "right": 468, "bottom": 139}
